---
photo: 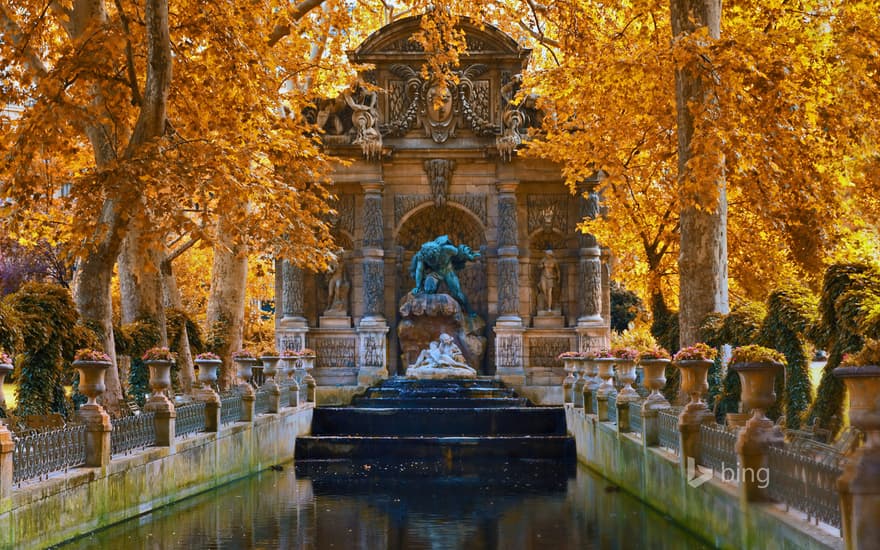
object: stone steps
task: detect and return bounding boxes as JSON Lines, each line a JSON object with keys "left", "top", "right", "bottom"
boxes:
{"left": 311, "top": 407, "right": 566, "bottom": 436}
{"left": 295, "top": 377, "right": 574, "bottom": 463}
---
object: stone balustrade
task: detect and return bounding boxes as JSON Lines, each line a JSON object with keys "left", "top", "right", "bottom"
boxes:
{"left": 561, "top": 355, "right": 878, "bottom": 550}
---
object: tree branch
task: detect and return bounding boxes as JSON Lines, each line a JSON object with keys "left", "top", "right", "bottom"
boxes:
{"left": 268, "top": 0, "right": 329, "bottom": 47}
{"left": 0, "top": 3, "right": 50, "bottom": 78}
{"left": 113, "top": 0, "right": 143, "bottom": 106}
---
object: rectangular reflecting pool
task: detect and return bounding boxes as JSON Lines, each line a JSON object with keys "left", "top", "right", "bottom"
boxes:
{"left": 54, "top": 459, "right": 711, "bottom": 549}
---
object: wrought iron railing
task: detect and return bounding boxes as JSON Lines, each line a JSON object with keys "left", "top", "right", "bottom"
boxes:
{"left": 607, "top": 394, "right": 618, "bottom": 423}
{"left": 111, "top": 412, "right": 157, "bottom": 456}
{"left": 254, "top": 389, "right": 271, "bottom": 415}
{"left": 766, "top": 445, "right": 843, "bottom": 530}
{"left": 220, "top": 394, "right": 243, "bottom": 425}
{"left": 174, "top": 402, "right": 206, "bottom": 438}
{"left": 13, "top": 424, "right": 87, "bottom": 484}
{"left": 700, "top": 423, "right": 738, "bottom": 474}
{"left": 629, "top": 401, "right": 643, "bottom": 436}
{"left": 658, "top": 408, "right": 681, "bottom": 454}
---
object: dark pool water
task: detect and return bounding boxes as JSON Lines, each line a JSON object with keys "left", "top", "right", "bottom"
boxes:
{"left": 56, "top": 460, "right": 710, "bottom": 549}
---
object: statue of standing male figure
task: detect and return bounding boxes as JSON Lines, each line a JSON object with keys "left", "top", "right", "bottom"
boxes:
{"left": 409, "top": 235, "right": 480, "bottom": 315}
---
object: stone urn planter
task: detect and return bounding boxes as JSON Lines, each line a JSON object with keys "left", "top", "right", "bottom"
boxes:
{"left": 72, "top": 360, "right": 111, "bottom": 407}
{"left": 834, "top": 364, "right": 880, "bottom": 446}
{"left": 594, "top": 358, "right": 617, "bottom": 398}
{"left": 195, "top": 358, "right": 222, "bottom": 386}
{"left": 615, "top": 359, "right": 639, "bottom": 400}
{"left": 0, "top": 361, "right": 14, "bottom": 410}
{"left": 639, "top": 358, "right": 671, "bottom": 409}
{"left": 260, "top": 356, "right": 281, "bottom": 382}
{"left": 834, "top": 363, "right": 880, "bottom": 548}
{"left": 732, "top": 361, "right": 783, "bottom": 421}
{"left": 145, "top": 359, "right": 174, "bottom": 397}
{"left": 674, "top": 359, "right": 713, "bottom": 414}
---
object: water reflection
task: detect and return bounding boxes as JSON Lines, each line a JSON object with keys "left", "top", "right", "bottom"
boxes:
{"left": 56, "top": 460, "right": 709, "bottom": 549}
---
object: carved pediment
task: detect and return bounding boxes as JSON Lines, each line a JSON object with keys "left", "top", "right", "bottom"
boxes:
{"left": 352, "top": 16, "right": 525, "bottom": 59}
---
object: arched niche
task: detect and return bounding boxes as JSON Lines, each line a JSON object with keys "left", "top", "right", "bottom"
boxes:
{"left": 305, "top": 230, "right": 355, "bottom": 323}
{"left": 395, "top": 203, "right": 488, "bottom": 319}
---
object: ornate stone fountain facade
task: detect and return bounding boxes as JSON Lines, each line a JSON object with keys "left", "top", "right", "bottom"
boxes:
{"left": 275, "top": 17, "right": 611, "bottom": 403}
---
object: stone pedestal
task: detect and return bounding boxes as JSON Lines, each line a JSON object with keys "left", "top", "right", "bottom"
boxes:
{"left": 319, "top": 315, "right": 352, "bottom": 328}
{"left": 357, "top": 319, "right": 389, "bottom": 386}
{"left": 277, "top": 316, "right": 309, "bottom": 353}
{"left": 0, "top": 425, "right": 13, "bottom": 498}
{"left": 616, "top": 394, "right": 640, "bottom": 433}
{"left": 533, "top": 313, "right": 564, "bottom": 328}
{"left": 494, "top": 324, "right": 525, "bottom": 385}
{"left": 240, "top": 391, "right": 256, "bottom": 422}
{"left": 736, "top": 413, "right": 784, "bottom": 502}
{"left": 289, "top": 380, "right": 300, "bottom": 407}
{"left": 144, "top": 395, "right": 176, "bottom": 448}
{"left": 78, "top": 404, "right": 112, "bottom": 468}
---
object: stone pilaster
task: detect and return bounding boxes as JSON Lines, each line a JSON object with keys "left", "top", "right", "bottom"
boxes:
{"left": 277, "top": 259, "right": 308, "bottom": 352}
{"left": 358, "top": 181, "right": 389, "bottom": 385}
{"left": 494, "top": 180, "right": 525, "bottom": 384}
{"left": 576, "top": 180, "right": 608, "bottom": 353}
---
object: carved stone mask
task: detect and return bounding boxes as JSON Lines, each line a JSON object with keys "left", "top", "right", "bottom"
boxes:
{"left": 427, "top": 84, "right": 453, "bottom": 123}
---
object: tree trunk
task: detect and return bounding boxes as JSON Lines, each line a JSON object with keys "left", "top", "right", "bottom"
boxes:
{"left": 670, "top": 0, "right": 729, "bottom": 346}
{"left": 206, "top": 220, "right": 248, "bottom": 390}
{"left": 119, "top": 219, "right": 168, "bottom": 345}
{"left": 161, "top": 252, "right": 195, "bottom": 394}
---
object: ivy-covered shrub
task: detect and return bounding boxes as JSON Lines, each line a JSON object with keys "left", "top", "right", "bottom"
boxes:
{"left": 3, "top": 282, "right": 79, "bottom": 417}
{"left": 698, "top": 312, "right": 726, "bottom": 413}
{"left": 807, "top": 264, "right": 880, "bottom": 435}
{"left": 649, "top": 293, "right": 680, "bottom": 402}
{"left": 121, "top": 319, "right": 162, "bottom": 406}
{"left": 0, "top": 301, "right": 20, "bottom": 357}
{"left": 759, "top": 286, "right": 817, "bottom": 429}
{"left": 611, "top": 283, "right": 642, "bottom": 334}
{"left": 166, "top": 308, "right": 204, "bottom": 355}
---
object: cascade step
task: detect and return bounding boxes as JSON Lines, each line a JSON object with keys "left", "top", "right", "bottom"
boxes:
{"left": 295, "top": 435, "right": 575, "bottom": 461}
{"left": 311, "top": 407, "right": 566, "bottom": 436}
{"left": 350, "top": 397, "right": 529, "bottom": 408}
{"left": 363, "top": 387, "right": 515, "bottom": 399}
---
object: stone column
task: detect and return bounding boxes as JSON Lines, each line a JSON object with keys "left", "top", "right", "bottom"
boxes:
{"left": 494, "top": 180, "right": 525, "bottom": 385}
{"left": 358, "top": 181, "right": 389, "bottom": 385}
{"left": 277, "top": 259, "right": 308, "bottom": 352}
{"left": 576, "top": 181, "right": 608, "bottom": 353}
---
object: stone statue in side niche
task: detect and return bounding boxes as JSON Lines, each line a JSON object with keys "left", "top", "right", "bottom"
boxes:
{"left": 406, "top": 332, "right": 476, "bottom": 379}
{"left": 537, "top": 249, "right": 561, "bottom": 313}
{"left": 324, "top": 252, "right": 350, "bottom": 315}
{"left": 409, "top": 235, "right": 480, "bottom": 315}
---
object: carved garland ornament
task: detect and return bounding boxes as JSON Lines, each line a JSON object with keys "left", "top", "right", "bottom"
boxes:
{"left": 384, "top": 64, "right": 497, "bottom": 144}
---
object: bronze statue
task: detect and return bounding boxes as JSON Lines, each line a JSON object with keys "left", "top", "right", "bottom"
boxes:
{"left": 410, "top": 235, "right": 479, "bottom": 315}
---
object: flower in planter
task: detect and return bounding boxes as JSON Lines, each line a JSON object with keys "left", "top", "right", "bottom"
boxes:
{"left": 259, "top": 347, "right": 279, "bottom": 357}
{"left": 74, "top": 348, "right": 111, "bottom": 362}
{"left": 611, "top": 346, "right": 639, "bottom": 361}
{"left": 592, "top": 349, "right": 614, "bottom": 359}
{"left": 557, "top": 351, "right": 583, "bottom": 360}
{"left": 299, "top": 348, "right": 316, "bottom": 356}
{"left": 672, "top": 343, "right": 718, "bottom": 362}
{"left": 639, "top": 344, "right": 670, "bottom": 361}
{"left": 840, "top": 339, "right": 880, "bottom": 367}
{"left": 231, "top": 349, "right": 256, "bottom": 360}
{"left": 0, "top": 347, "right": 13, "bottom": 364}
{"left": 280, "top": 349, "right": 299, "bottom": 357}
{"left": 195, "top": 352, "right": 220, "bottom": 361}
{"left": 143, "top": 347, "right": 177, "bottom": 362}
{"left": 730, "top": 344, "right": 785, "bottom": 365}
